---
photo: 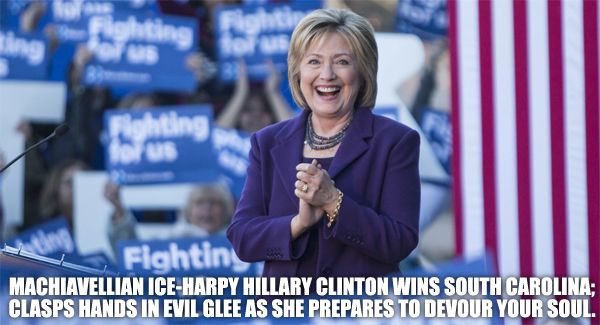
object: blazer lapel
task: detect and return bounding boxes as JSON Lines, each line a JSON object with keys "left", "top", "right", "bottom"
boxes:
{"left": 328, "top": 107, "right": 374, "bottom": 179}
{"left": 270, "top": 110, "right": 309, "bottom": 209}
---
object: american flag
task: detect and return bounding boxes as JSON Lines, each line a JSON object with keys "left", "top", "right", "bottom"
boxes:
{"left": 448, "top": 0, "right": 599, "bottom": 320}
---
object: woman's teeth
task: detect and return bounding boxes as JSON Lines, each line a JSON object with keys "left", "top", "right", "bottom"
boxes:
{"left": 316, "top": 86, "right": 340, "bottom": 96}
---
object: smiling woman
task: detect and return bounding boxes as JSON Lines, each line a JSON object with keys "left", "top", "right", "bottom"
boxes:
{"left": 299, "top": 32, "right": 361, "bottom": 122}
{"left": 227, "top": 8, "right": 421, "bottom": 282}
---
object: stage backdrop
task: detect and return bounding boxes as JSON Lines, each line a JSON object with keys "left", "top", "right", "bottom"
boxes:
{"left": 448, "top": 0, "right": 599, "bottom": 318}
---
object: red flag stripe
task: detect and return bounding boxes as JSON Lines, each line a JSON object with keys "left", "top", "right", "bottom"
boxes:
{"left": 583, "top": 0, "right": 600, "bottom": 319}
{"left": 513, "top": 0, "right": 534, "bottom": 279}
{"left": 478, "top": 0, "right": 499, "bottom": 265}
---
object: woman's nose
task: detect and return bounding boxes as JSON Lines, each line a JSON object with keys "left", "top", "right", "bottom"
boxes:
{"left": 319, "top": 63, "right": 336, "bottom": 80}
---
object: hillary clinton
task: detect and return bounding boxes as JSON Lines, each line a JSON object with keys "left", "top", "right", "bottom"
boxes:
{"left": 227, "top": 8, "right": 421, "bottom": 278}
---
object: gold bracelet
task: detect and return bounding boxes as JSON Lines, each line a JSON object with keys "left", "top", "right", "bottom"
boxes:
{"left": 326, "top": 189, "right": 343, "bottom": 228}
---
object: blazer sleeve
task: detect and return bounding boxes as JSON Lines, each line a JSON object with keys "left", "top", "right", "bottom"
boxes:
{"left": 323, "top": 129, "right": 421, "bottom": 264}
{"left": 226, "top": 133, "right": 309, "bottom": 262}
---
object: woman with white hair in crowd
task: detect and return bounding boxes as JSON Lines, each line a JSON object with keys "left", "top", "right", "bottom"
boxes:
{"left": 104, "top": 182, "right": 234, "bottom": 253}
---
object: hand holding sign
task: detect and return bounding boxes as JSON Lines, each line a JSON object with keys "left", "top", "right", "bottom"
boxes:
{"left": 103, "top": 181, "right": 126, "bottom": 221}
{"left": 185, "top": 52, "right": 205, "bottom": 82}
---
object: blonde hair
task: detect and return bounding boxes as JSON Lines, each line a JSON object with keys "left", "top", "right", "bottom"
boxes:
{"left": 288, "top": 8, "right": 378, "bottom": 110}
{"left": 184, "top": 183, "right": 234, "bottom": 226}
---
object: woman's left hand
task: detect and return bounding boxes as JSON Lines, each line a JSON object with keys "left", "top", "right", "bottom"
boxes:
{"left": 295, "top": 159, "right": 338, "bottom": 209}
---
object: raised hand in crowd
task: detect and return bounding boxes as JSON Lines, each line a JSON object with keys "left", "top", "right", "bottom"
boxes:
{"left": 185, "top": 51, "right": 218, "bottom": 84}
{"left": 103, "top": 181, "right": 126, "bottom": 222}
{"left": 216, "top": 60, "right": 250, "bottom": 129}
{"left": 264, "top": 60, "right": 294, "bottom": 122}
{"left": 19, "top": 1, "right": 46, "bottom": 33}
{"left": 69, "top": 44, "right": 94, "bottom": 90}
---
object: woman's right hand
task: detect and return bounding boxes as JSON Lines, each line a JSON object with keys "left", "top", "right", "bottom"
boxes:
{"left": 291, "top": 199, "right": 324, "bottom": 240}
{"left": 298, "top": 198, "right": 324, "bottom": 227}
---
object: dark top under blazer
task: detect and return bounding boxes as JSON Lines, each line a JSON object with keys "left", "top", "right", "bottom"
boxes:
{"left": 227, "top": 107, "right": 421, "bottom": 278}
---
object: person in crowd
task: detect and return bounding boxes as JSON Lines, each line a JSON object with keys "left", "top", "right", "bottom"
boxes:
{"left": 38, "top": 159, "right": 88, "bottom": 228}
{"left": 116, "top": 91, "right": 178, "bottom": 110}
{"left": 14, "top": 43, "right": 99, "bottom": 226}
{"left": 217, "top": 60, "right": 294, "bottom": 133}
{"left": 398, "top": 38, "right": 454, "bottom": 264}
{"left": 104, "top": 182, "right": 234, "bottom": 252}
{"left": 227, "top": 8, "right": 421, "bottom": 278}
{"left": 159, "top": 0, "right": 241, "bottom": 115}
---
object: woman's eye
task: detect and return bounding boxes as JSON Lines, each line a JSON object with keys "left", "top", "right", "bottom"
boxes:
{"left": 308, "top": 59, "right": 319, "bottom": 64}
{"left": 338, "top": 59, "right": 350, "bottom": 65}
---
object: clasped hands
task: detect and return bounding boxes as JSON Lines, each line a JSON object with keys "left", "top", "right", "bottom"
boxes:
{"left": 291, "top": 159, "right": 338, "bottom": 237}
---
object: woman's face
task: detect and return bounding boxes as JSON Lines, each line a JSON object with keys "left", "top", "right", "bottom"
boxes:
{"left": 186, "top": 192, "right": 226, "bottom": 235}
{"left": 239, "top": 95, "right": 274, "bottom": 133}
{"left": 299, "top": 32, "right": 361, "bottom": 119}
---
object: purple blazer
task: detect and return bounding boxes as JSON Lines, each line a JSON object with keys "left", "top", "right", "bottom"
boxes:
{"left": 227, "top": 107, "right": 420, "bottom": 277}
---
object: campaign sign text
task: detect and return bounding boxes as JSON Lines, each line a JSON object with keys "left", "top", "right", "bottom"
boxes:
{"left": 0, "top": 30, "right": 47, "bottom": 80}
{"left": 82, "top": 11, "right": 197, "bottom": 92}
{"left": 6, "top": 218, "right": 77, "bottom": 257}
{"left": 396, "top": 0, "right": 448, "bottom": 39}
{"left": 212, "top": 127, "right": 250, "bottom": 199}
{"left": 215, "top": 2, "right": 319, "bottom": 82}
{"left": 45, "top": 0, "right": 158, "bottom": 42}
{"left": 104, "top": 105, "right": 219, "bottom": 185}
{"left": 420, "top": 107, "right": 451, "bottom": 173}
{"left": 117, "top": 235, "right": 256, "bottom": 276}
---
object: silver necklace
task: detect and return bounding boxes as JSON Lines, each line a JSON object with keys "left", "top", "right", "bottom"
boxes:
{"left": 304, "top": 113, "right": 352, "bottom": 150}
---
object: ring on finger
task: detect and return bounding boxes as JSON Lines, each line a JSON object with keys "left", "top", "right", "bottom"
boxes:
{"left": 301, "top": 183, "right": 309, "bottom": 193}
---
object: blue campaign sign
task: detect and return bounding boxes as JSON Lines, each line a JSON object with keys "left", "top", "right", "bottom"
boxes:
{"left": 373, "top": 106, "right": 400, "bottom": 122}
{"left": 0, "top": 30, "right": 47, "bottom": 80}
{"left": 117, "top": 235, "right": 258, "bottom": 276}
{"left": 212, "top": 127, "right": 251, "bottom": 199}
{"left": 81, "top": 11, "right": 197, "bottom": 92}
{"left": 396, "top": 0, "right": 448, "bottom": 39}
{"left": 44, "top": 0, "right": 158, "bottom": 42}
{"left": 104, "top": 105, "right": 220, "bottom": 185}
{"left": 1, "top": 0, "right": 34, "bottom": 29}
{"left": 5, "top": 218, "right": 78, "bottom": 257}
{"left": 420, "top": 107, "right": 451, "bottom": 173}
{"left": 215, "top": 1, "right": 320, "bottom": 83}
